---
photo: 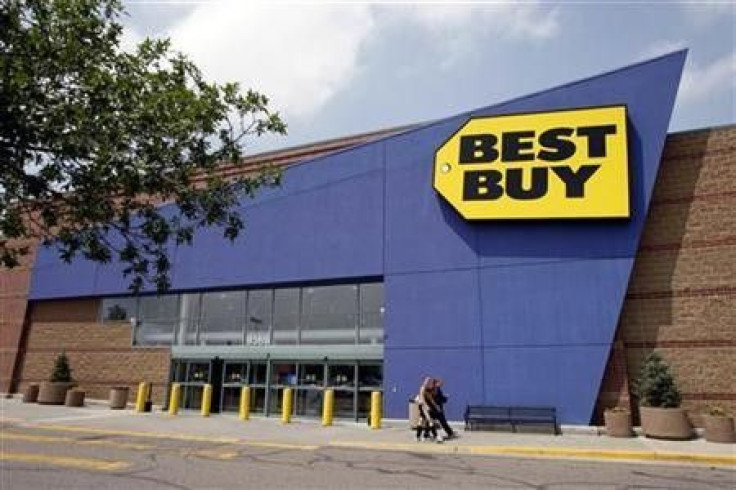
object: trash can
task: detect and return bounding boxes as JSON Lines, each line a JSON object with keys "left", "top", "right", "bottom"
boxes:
{"left": 109, "top": 386, "right": 130, "bottom": 409}
{"left": 23, "top": 383, "right": 40, "bottom": 403}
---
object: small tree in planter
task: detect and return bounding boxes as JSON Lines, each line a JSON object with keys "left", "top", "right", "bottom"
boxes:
{"left": 51, "top": 352, "right": 73, "bottom": 383}
{"left": 634, "top": 352, "right": 693, "bottom": 439}
{"left": 37, "top": 352, "right": 76, "bottom": 405}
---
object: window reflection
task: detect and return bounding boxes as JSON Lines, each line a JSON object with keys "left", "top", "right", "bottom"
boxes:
{"left": 200, "top": 291, "right": 245, "bottom": 345}
{"left": 135, "top": 295, "right": 178, "bottom": 345}
{"left": 112, "top": 282, "right": 383, "bottom": 348}
{"left": 101, "top": 297, "right": 138, "bottom": 322}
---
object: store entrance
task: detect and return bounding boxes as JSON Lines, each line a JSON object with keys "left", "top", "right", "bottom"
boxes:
{"left": 171, "top": 359, "right": 382, "bottom": 421}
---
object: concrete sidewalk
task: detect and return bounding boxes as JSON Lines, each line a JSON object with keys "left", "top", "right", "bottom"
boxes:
{"left": 2, "top": 397, "right": 734, "bottom": 468}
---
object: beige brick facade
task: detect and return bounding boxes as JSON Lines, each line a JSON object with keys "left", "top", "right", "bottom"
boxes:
{"left": 17, "top": 300, "right": 170, "bottom": 404}
{"left": 595, "top": 125, "right": 736, "bottom": 424}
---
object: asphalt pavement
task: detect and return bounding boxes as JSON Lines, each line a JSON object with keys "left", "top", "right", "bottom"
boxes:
{"left": 1, "top": 396, "right": 735, "bottom": 489}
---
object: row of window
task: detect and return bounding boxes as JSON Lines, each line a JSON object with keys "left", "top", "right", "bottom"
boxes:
{"left": 101, "top": 282, "right": 384, "bottom": 347}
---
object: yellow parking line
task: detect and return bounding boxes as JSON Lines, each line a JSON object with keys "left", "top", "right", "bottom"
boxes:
{"left": 465, "top": 446, "right": 736, "bottom": 466}
{"left": 0, "top": 451, "right": 131, "bottom": 472}
{"left": 235, "top": 441, "right": 319, "bottom": 451}
{"left": 23, "top": 423, "right": 319, "bottom": 451}
{"left": 1, "top": 432, "right": 153, "bottom": 450}
{"left": 25, "top": 424, "right": 240, "bottom": 444}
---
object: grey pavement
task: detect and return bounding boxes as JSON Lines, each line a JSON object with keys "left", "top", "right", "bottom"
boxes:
{"left": 1, "top": 396, "right": 735, "bottom": 467}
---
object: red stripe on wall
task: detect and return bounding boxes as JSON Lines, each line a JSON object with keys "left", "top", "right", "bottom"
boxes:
{"left": 626, "top": 287, "right": 736, "bottom": 300}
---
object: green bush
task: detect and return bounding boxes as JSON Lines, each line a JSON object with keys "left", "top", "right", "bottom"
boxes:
{"left": 50, "top": 352, "right": 73, "bottom": 383}
{"left": 634, "top": 352, "right": 681, "bottom": 408}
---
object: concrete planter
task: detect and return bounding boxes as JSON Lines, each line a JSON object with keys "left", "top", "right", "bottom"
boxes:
{"left": 37, "top": 382, "right": 75, "bottom": 405}
{"left": 109, "top": 386, "right": 130, "bottom": 409}
{"left": 639, "top": 406, "right": 694, "bottom": 440}
{"left": 23, "top": 383, "right": 40, "bottom": 403}
{"left": 64, "top": 389, "right": 85, "bottom": 407}
{"left": 604, "top": 410, "right": 634, "bottom": 438}
{"left": 704, "top": 415, "right": 735, "bottom": 444}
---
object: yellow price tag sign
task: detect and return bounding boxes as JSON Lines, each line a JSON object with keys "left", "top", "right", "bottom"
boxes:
{"left": 433, "top": 106, "right": 630, "bottom": 220}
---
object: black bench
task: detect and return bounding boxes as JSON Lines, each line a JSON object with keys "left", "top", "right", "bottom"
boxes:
{"left": 464, "top": 405, "right": 560, "bottom": 435}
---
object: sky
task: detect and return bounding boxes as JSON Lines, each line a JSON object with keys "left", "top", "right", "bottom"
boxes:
{"left": 121, "top": 1, "right": 736, "bottom": 154}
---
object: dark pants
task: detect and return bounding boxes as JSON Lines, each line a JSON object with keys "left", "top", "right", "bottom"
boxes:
{"left": 416, "top": 406, "right": 437, "bottom": 439}
{"left": 429, "top": 408, "right": 454, "bottom": 437}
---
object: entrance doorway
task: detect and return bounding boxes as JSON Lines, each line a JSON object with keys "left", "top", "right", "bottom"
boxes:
{"left": 170, "top": 359, "right": 382, "bottom": 420}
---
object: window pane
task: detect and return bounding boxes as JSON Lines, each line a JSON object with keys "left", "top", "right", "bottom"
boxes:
{"left": 301, "top": 285, "right": 357, "bottom": 345}
{"left": 272, "top": 288, "right": 299, "bottom": 345}
{"left": 298, "top": 364, "right": 324, "bottom": 386}
{"left": 200, "top": 291, "right": 245, "bottom": 345}
{"left": 358, "top": 364, "right": 382, "bottom": 390}
{"left": 250, "top": 362, "right": 267, "bottom": 385}
{"left": 224, "top": 363, "right": 247, "bottom": 385}
{"left": 186, "top": 362, "right": 210, "bottom": 383}
{"left": 178, "top": 293, "right": 200, "bottom": 345}
{"left": 135, "top": 295, "right": 178, "bottom": 345}
{"left": 328, "top": 364, "right": 355, "bottom": 388}
{"left": 246, "top": 290, "right": 272, "bottom": 346}
{"left": 359, "top": 283, "right": 384, "bottom": 345}
{"left": 101, "top": 297, "right": 137, "bottom": 323}
{"left": 271, "top": 363, "right": 297, "bottom": 386}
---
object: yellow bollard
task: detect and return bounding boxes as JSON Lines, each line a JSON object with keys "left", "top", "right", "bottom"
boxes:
{"left": 201, "top": 384, "right": 212, "bottom": 417}
{"left": 370, "top": 391, "right": 382, "bottom": 430}
{"left": 281, "top": 388, "right": 293, "bottom": 424}
{"left": 135, "top": 382, "right": 150, "bottom": 413}
{"left": 238, "top": 386, "right": 251, "bottom": 421}
{"left": 168, "top": 383, "right": 180, "bottom": 416}
{"left": 322, "top": 389, "right": 334, "bottom": 427}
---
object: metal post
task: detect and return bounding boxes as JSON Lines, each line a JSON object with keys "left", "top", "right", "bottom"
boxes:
{"left": 239, "top": 386, "right": 251, "bottom": 421}
{"left": 322, "top": 389, "right": 334, "bottom": 427}
{"left": 135, "top": 382, "right": 150, "bottom": 413}
{"left": 201, "top": 384, "right": 212, "bottom": 417}
{"left": 370, "top": 391, "right": 382, "bottom": 429}
{"left": 168, "top": 383, "right": 181, "bottom": 416}
{"left": 282, "top": 388, "right": 293, "bottom": 424}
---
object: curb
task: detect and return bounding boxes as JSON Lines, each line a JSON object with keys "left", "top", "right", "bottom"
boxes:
{"left": 328, "top": 441, "right": 736, "bottom": 467}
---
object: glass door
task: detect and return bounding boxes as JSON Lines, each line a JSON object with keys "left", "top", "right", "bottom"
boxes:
{"left": 328, "top": 363, "right": 357, "bottom": 420}
{"left": 221, "top": 362, "right": 248, "bottom": 412}
{"left": 249, "top": 362, "right": 268, "bottom": 415}
{"left": 295, "top": 363, "right": 324, "bottom": 416}
{"left": 268, "top": 362, "right": 297, "bottom": 415}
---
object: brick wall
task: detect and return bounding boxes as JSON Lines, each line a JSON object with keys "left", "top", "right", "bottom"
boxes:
{"left": 595, "top": 125, "right": 736, "bottom": 425}
{"left": 17, "top": 300, "right": 170, "bottom": 404}
{"left": 0, "top": 239, "right": 37, "bottom": 393}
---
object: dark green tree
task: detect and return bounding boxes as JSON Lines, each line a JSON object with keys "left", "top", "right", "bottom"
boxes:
{"left": 634, "top": 352, "right": 682, "bottom": 408}
{"left": 0, "top": 0, "right": 286, "bottom": 291}
{"left": 50, "top": 352, "right": 73, "bottom": 382}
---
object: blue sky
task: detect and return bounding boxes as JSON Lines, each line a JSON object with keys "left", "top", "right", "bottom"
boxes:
{"left": 122, "top": 1, "right": 735, "bottom": 153}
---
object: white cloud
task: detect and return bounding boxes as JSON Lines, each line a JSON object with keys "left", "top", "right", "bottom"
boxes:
{"left": 681, "top": 2, "right": 736, "bottom": 26}
{"left": 169, "top": 2, "right": 374, "bottom": 120}
{"left": 141, "top": 1, "right": 558, "bottom": 123}
{"left": 398, "top": 2, "right": 558, "bottom": 40}
{"left": 637, "top": 40, "right": 687, "bottom": 62}
{"left": 679, "top": 52, "right": 736, "bottom": 104}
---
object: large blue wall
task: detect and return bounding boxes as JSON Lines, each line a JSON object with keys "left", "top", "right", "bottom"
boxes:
{"left": 30, "top": 52, "right": 685, "bottom": 424}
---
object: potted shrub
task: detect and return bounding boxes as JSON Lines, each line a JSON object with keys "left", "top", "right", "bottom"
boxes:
{"left": 37, "top": 352, "right": 76, "bottom": 405}
{"left": 635, "top": 352, "right": 693, "bottom": 440}
{"left": 604, "top": 406, "right": 633, "bottom": 437}
{"left": 703, "top": 406, "right": 735, "bottom": 443}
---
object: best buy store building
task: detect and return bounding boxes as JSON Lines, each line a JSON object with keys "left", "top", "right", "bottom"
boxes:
{"left": 9, "top": 51, "right": 736, "bottom": 425}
